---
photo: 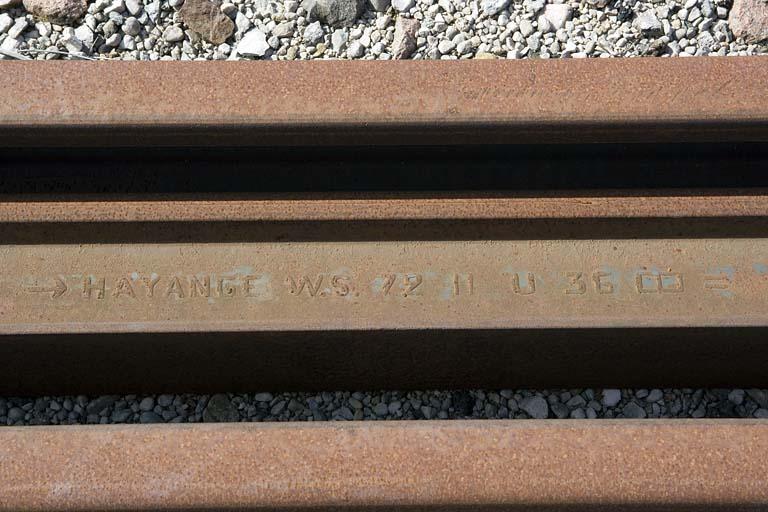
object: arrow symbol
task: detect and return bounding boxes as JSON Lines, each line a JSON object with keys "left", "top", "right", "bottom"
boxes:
{"left": 25, "top": 276, "right": 68, "bottom": 298}
{"left": 703, "top": 274, "right": 731, "bottom": 290}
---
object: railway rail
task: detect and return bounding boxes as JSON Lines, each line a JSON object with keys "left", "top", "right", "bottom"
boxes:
{"left": 1, "top": 57, "right": 768, "bottom": 510}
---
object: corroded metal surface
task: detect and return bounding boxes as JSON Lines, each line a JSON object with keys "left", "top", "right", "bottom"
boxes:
{"left": 3, "top": 238, "right": 768, "bottom": 334}
{"left": 2, "top": 192, "right": 768, "bottom": 221}
{"left": 1, "top": 58, "right": 767, "bottom": 146}
{"left": 0, "top": 420, "right": 766, "bottom": 511}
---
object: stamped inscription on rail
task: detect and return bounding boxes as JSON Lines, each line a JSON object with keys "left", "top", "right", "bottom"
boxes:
{"left": 0, "top": 239, "right": 766, "bottom": 333}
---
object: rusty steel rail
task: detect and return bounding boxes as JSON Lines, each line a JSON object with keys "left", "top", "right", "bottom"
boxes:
{"left": 2, "top": 190, "right": 768, "bottom": 221}
{"left": 1, "top": 420, "right": 767, "bottom": 511}
{"left": 1, "top": 57, "right": 767, "bottom": 146}
{"left": 1, "top": 193, "right": 768, "bottom": 392}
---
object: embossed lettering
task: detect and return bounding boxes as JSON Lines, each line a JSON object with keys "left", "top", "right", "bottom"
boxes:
{"left": 189, "top": 275, "right": 211, "bottom": 298}
{"left": 140, "top": 275, "right": 161, "bottom": 297}
{"left": 112, "top": 277, "right": 136, "bottom": 299}
{"left": 83, "top": 276, "right": 106, "bottom": 299}
{"left": 636, "top": 272, "right": 684, "bottom": 293}
{"left": 218, "top": 278, "right": 237, "bottom": 297}
{"left": 165, "top": 276, "right": 186, "bottom": 298}
{"left": 286, "top": 275, "right": 324, "bottom": 297}
{"left": 403, "top": 274, "right": 422, "bottom": 297}
{"left": 452, "top": 273, "right": 474, "bottom": 296}
{"left": 593, "top": 271, "right": 614, "bottom": 294}
{"left": 511, "top": 272, "right": 536, "bottom": 295}
{"left": 381, "top": 274, "right": 396, "bottom": 295}
{"left": 331, "top": 275, "right": 351, "bottom": 296}
{"left": 243, "top": 275, "right": 262, "bottom": 297}
{"left": 565, "top": 272, "right": 586, "bottom": 295}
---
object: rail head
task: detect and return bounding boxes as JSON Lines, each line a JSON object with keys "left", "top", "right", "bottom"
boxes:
{"left": 1, "top": 57, "right": 767, "bottom": 146}
{"left": 0, "top": 419, "right": 766, "bottom": 511}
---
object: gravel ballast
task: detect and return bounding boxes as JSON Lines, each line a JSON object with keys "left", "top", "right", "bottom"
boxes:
{"left": 3, "top": 388, "right": 768, "bottom": 425}
{"left": 0, "top": 0, "right": 766, "bottom": 59}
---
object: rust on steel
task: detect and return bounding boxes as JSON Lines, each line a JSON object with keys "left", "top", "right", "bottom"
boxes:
{"left": 1, "top": 57, "right": 767, "bottom": 146}
{"left": 0, "top": 420, "right": 767, "bottom": 511}
{"left": 3, "top": 238, "right": 768, "bottom": 334}
{"left": 2, "top": 191, "right": 768, "bottom": 222}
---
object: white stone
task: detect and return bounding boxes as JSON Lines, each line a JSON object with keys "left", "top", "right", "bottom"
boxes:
{"left": 437, "top": 38, "right": 455, "bottom": 53}
{"left": 105, "top": 32, "right": 121, "bottom": 46}
{"left": 125, "top": 0, "right": 141, "bottom": 15}
{"left": 0, "top": 14, "right": 13, "bottom": 35}
{"left": 7, "top": 18, "right": 27, "bottom": 40}
{"left": 539, "top": 3, "right": 571, "bottom": 31}
{"left": 237, "top": 28, "right": 269, "bottom": 56}
{"left": 163, "top": 25, "right": 185, "bottom": 43}
{"left": 235, "top": 11, "right": 251, "bottom": 34}
{"left": 303, "top": 20, "right": 323, "bottom": 43}
{"left": 74, "top": 23, "right": 93, "bottom": 46}
{"left": 346, "top": 39, "right": 364, "bottom": 56}
{"left": 634, "top": 10, "right": 663, "bottom": 37}
{"left": 481, "top": 0, "right": 509, "bottom": 16}
{"left": 331, "top": 27, "right": 347, "bottom": 51}
{"left": 391, "top": 0, "right": 414, "bottom": 12}
{"left": 519, "top": 18, "right": 534, "bottom": 37}
{"left": 122, "top": 16, "right": 140, "bottom": 36}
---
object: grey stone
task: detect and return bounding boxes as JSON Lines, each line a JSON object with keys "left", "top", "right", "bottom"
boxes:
{"left": 157, "top": 394, "right": 174, "bottom": 407}
{"left": 253, "top": 392, "right": 273, "bottom": 402}
{"left": 368, "top": 0, "right": 388, "bottom": 11}
{"left": 122, "top": 16, "right": 140, "bottom": 35}
{"left": 302, "top": 0, "right": 363, "bottom": 27}
{"left": 373, "top": 402, "right": 388, "bottom": 416}
{"left": 391, "top": 16, "right": 418, "bottom": 58}
{"left": 139, "top": 411, "right": 163, "bottom": 423}
{"left": 754, "top": 408, "right": 768, "bottom": 418}
{"left": 622, "top": 401, "right": 647, "bottom": 419}
{"left": 550, "top": 402, "right": 569, "bottom": 419}
{"left": 270, "top": 400, "right": 286, "bottom": 415}
{"left": 86, "top": 395, "right": 118, "bottom": 415}
{"left": 203, "top": 394, "right": 239, "bottom": 422}
{"left": 520, "top": 396, "right": 549, "bottom": 419}
{"left": 8, "top": 407, "right": 24, "bottom": 422}
{"left": 646, "top": 389, "right": 664, "bottom": 403}
{"left": 272, "top": 21, "right": 294, "bottom": 38}
{"left": 728, "top": 389, "right": 745, "bottom": 405}
{"left": 138, "top": 397, "right": 155, "bottom": 412}
{"left": 747, "top": 389, "right": 768, "bottom": 408}
{"left": 111, "top": 408, "right": 132, "bottom": 422}
{"left": 570, "top": 408, "right": 586, "bottom": 419}
{"left": 0, "top": 0, "right": 22, "bottom": 9}
{"left": 387, "top": 400, "right": 402, "bottom": 414}
{"left": 602, "top": 389, "right": 621, "bottom": 408}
